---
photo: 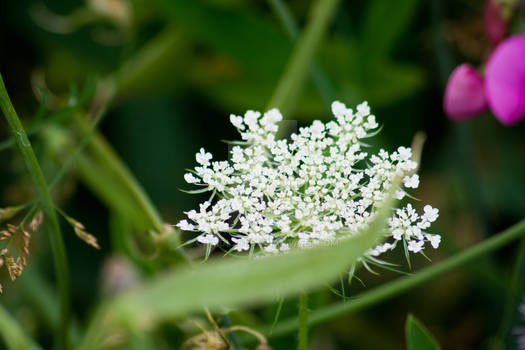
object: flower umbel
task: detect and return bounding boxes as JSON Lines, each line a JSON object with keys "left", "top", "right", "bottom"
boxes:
{"left": 178, "top": 101, "right": 440, "bottom": 262}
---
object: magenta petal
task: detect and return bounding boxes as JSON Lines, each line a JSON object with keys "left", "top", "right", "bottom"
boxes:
{"left": 443, "top": 64, "right": 487, "bottom": 121}
{"left": 485, "top": 35, "right": 525, "bottom": 125}
{"left": 484, "top": 0, "right": 506, "bottom": 46}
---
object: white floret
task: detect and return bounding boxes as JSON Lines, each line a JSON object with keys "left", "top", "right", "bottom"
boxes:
{"left": 184, "top": 173, "right": 200, "bottom": 184}
{"left": 407, "top": 240, "right": 424, "bottom": 253}
{"left": 197, "top": 234, "right": 219, "bottom": 246}
{"left": 403, "top": 174, "right": 420, "bottom": 188}
{"left": 196, "top": 148, "right": 212, "bottom": 166}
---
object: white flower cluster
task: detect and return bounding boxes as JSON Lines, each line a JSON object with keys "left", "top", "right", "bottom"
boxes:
{"left": 177, "top": 101, "right": 440, "bottom": 261}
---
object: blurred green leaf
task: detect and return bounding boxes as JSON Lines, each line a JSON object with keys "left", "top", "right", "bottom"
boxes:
{"left": 42, "top": 124, "right": 162, "bottom": 232}
{"left": 266, "top": 0, "right": 341, "bottom": 116}
{"left": 194, "top": 72, "right": 325, "bottom": 117}
{"left": 319, "top": 38, "right": 425, "bottom": 107}
{"left": 0, "top": 305, "right": 42, "bottom": 350}
{"left": 156, "top": 0, "right": 291, "bottom": 76}
{"left": 18, "top": 267, "right": 82, "bottom": 345}
{"left": 116, "top": 27, "right": 190, "bottom": 98}
{"left": 80, "top": 190, "right": 397, "bottom": 349}
{"left": 362, "top": 61, "right": 426, "bottom": 106}
{"left": 406, "top": 314, "right": 441, "bottom": 350}
{"left": 154, "top": 0, "right": 424, "bottom": 116}
{"left": 114, "top": 227, "right": 384, "bottom": 319}
{"left": 361, "top": 0, "right": 419, "bottom": 61}
{"left": 155, "top": 0, "right": 329, "bottom": 115}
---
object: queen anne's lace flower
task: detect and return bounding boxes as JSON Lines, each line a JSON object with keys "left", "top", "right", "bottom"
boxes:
{"left": 177, "top": 101, "right": 440, "bottom": 262}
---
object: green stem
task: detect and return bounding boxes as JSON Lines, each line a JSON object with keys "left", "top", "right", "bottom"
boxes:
{"left": 0, "top": 77, "right": 96, "bottom": 153}
{"left": 266, "top": 0, "right": 340, "bottom": 115}
{"left": 0, "top": 304, "right": 42, "bottom": 350}
{"left": 267, "top": 0, "right": 335, "bottom": 108}
{"left": 266, "top": 218, "right": 525, "bottom": 338}
{"left": 298, "top": 291, "right": 309, "bottom": 350}
{"left": 267, "top": 0, "right": 299, "bottom": 38}
{"left": 221, "top": 314, "right": 241, "bottom": 350}
{"left": 0, "top": 74, "right": 71, "bottom": 350}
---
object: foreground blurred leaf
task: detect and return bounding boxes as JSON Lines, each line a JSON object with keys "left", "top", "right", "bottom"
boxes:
{"left": 265, "top": 219, "right": 525, "bottom": 339}
{"left": 113, "top": 232, "right": 380, "bottom": 319}
{"left": 80, "top": 190, "right": 397, "bottom": 348}
{"left": 406, "top": 314, "right": 441, "bottom": 350}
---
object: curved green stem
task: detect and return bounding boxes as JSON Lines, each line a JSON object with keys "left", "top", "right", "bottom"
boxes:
{"left": 267, "top": 218, "right": 525, "bottom": 338}
{"left": 0, "top": 74, "right": 70, "bottom": 350}
{"left": 298, "top": 291, "right": 309, "bottom": 350}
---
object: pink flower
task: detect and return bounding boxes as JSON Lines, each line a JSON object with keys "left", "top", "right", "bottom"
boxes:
{"left": 485, "top": 35, "right": 525, "bottom": 125}
{"left": 484, "top": 0, "right": 506, "bottom": 46}
{"left": 443, "top": 64, "right": 487, "bottom": 121}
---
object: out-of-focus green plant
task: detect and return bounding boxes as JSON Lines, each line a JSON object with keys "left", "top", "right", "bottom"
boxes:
{"left": 406, "top": 314, "right": 441, "bottom": 350}
{"left": 1, "top": 0, "right": 525, "bottom": 349}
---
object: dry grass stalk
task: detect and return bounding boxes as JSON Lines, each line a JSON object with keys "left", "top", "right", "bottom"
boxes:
{"left": 0, "top": 206, "right": 39, "bottom": 293}
{"left": 65, "top": 216, "right": 100, "bottom": 249}
{"left": 5, "top": 255, "right": 23, "bottom": 281}
{"left": 181, "top": 311, "right": 271, "bottom": 350}
{"left": 181, "top": 323, "right": 228, "bottom": 350}
{"left": 0, "top": 205, "right": 25, "bottom": 221}
{"left": 29, "top": 210, "right": 44, "bottom": 232}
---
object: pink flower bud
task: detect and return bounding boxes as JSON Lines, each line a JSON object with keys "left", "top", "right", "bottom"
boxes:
{"left": 485, "top": 35, "right": 525, "bottom": 125}
{"left": 443, "top": 64, "right": 487, "bottom": 121}
{"left": 484, "top": 0, "right": 506, "bottom": 46}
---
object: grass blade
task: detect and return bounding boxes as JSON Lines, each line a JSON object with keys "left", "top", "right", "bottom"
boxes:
{"left": 0, "top": 305, "right": 42, "bottom": 350}
{"left": 0, "top": 74, "right": 70, "bottom": 350}
{"left": 406, "top": 314, "right": 441, "bottom": 350}
{"left": 266, "top": 0, "right": 340, "bottom": 116}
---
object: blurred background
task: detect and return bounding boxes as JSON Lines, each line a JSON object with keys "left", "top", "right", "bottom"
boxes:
{"left": 1, "top": 0, "right": 525, "bottom": 349}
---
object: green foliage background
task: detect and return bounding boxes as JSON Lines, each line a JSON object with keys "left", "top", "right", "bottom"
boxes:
{"left": 1, "top": 0, "right": 525, "bottom": 349}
